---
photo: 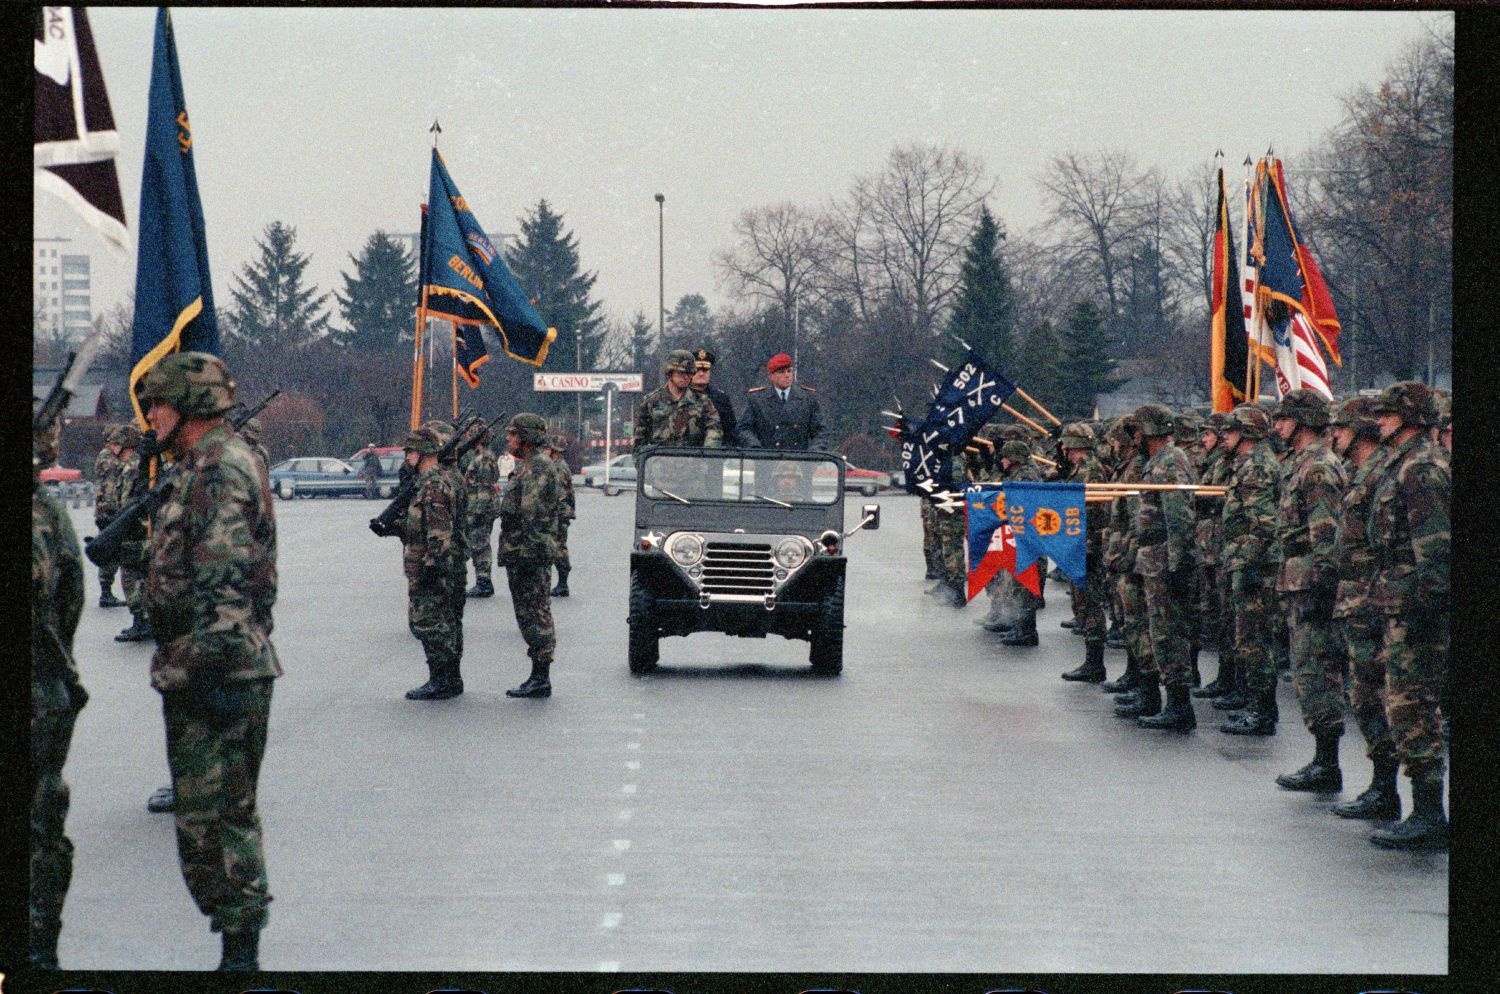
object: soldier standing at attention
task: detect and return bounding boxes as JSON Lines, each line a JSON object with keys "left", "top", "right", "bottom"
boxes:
{"left": 1058, "top": 423, "right": 1111, "bottom": 682}
{"left": 137, "top": 353, "right": 280, "bottom": 971}
{"left": 1191, "top": 413, "right": 1233, "bottom": 697}
{"left": 1217, "top": 405, "right": 1283, "bottom": 736}
{"left": 1102, "top": 417, "right": 1150, "bottom": 702}
{"left": 545, "top": 434, "right": 576, "bottom": 597}
{"left": 31, "top": 424, "right": 88, "bottom": 970}
{"left": 1269, "top": 390, "right": 1350, "bottom": 793}
{"left": 634, "top": 349, "right": 723, "bottom": 466}
{"left": 360, "top": 443, "right": 382, "bottom": 499}
{"left": 461, "top": 426, "right": 501, "bottom": 599}
{"left": 400, "top": 421, "right": 468, "bottom": 700}
{"left": 741, "top": 352, "right": 826, "bottom": 451}
{"left": 91, "top": 425, "right": 126, "bottom": 607}
{"left": 690, "top": 348, "right": 741, "bottom": 446}
{"left": 237, "top": 416, "right": 270, "bottom": 475}
{"left": 1327, "top": 397, "right": 1401, "bottom": 821}
{"left": 1366, "top": 382, "right": 1450, "bottom": 850}
{"left": 995, "top": 440, "right": 1044, "bottom": 645}
{"left": 113, "top": 425, "right": 155, "bottom": 644}
{"left": 499, "top": 413, "right": 565, "bottom": 699}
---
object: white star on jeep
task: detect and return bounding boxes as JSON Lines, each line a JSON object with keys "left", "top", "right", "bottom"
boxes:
{"left": 642, "top": 530, "right": 664, "bottom": 547}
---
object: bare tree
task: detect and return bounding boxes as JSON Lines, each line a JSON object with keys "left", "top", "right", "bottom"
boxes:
{"left": 714, "top": 203, "right": 827, "bottom": 338}
{"left": 1164, "top": 160, "right": 1221, "bottom": 316}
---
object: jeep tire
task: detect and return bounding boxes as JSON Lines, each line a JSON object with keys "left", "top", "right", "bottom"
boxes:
{"left": 628, "top": 570, "right": 660, "bottom": 674}
{"left": 809, "top": 574, "right": 845, "bottom": 675}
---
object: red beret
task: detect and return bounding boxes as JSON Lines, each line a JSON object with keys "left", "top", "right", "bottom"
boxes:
{"left": 767, "top": 352, "right": 793, "bottom": 373}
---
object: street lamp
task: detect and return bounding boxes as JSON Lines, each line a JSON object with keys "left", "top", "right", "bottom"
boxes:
{"left": 655, "top": 193, "right": 665, "bottom": 357}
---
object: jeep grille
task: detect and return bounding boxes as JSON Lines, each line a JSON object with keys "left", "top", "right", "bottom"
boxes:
{"left": 701, "top": 541, "right": 775, "bottom": 597}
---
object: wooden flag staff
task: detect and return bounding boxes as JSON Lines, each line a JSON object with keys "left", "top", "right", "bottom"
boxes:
{"left": 1013, "top": 386, "right": 1062, "bottom": 426}
{"left": 1003, "top": 403, "right": 1050, "bottom": 434}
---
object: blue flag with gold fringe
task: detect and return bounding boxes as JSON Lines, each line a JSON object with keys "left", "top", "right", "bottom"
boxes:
{"left": 129, "top": 7, "right": 218, "bottom": 423}
{"left": 422, "top": 149, "right": 556, "bottom": 375}
{"left": 995, "top": 481, "right": 1087, "bottom": 585}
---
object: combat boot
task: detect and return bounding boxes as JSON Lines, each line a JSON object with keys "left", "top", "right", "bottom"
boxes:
{"left": 1333, "top": 756, "right": 1402, "bottom": 821}
{"left": 1138, "top": 683, "right": 1196, "bottom": 732}
{"left": 1101, "top": 649, "right": 1141, "bottom": 694}
{"left": 947, "top": 580, "right": 969, "bottom": 608}
{"left": 1370, "top": 778, "right": 1447, "bottom": 850}
{"left": 1061, "top": 641, "right": 1107, "bottom": 683}
{"left": 466, "top": 577, "right": 494, "bottom": 598}
{"left": 550, "top": 567, "right": 571, "bottom": 597}
{"left": 405, "top": 661, "right": 451, "bottom": 701}
{"left": 1114, "top": 672, "right": 1161, "bottom": 718}
{"left": 434, "top": 659, "right": 464, "bottom": 699}
{"left": 1211, "top": 663, "right": 1248, "bottom": 711}
{"left": 1218, "top": 690, "right": 1277, "bottom": 736}
{"left": 507, "top": 658, "right": 552, "bottom": 698}
{"left": 217, "top": 928, "right": 260, "bottom": 971}
{"left": 114, "top": 618, "right": 152, "bottom": 642}
{"left": 999, "top": 610, "right": 1038, "bottom": 647}
{"left": 1193, "top": 657, "right": 1234, "bottom": 699}
{"left": 99, "top": 578, "right": 125, "bottom": 608}
{"left": 1060, "top": 618, "right": 1078, "bottom": 630}
{"left": 1105, "top": 621, "right": 1125, "bottom": 649}
{"left": 1188, "top": 647, "right": 1202, "bottom": 687}
{"left": 146, "top": 785, "right": 175, "bottom": 812}
{"left": 1275, "top": 732, "right": 1343, "bottom": 792}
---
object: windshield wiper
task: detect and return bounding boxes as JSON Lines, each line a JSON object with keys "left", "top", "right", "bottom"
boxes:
{"left": 652, "top": 486, "right": 692, "bottom": 505}
{"left": 747, "top": 493, "right": 793, "bottom": 509}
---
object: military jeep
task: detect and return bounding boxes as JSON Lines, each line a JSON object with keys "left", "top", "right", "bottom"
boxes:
{"left": 628, "top": 446, "right": 880, "bottom": 675}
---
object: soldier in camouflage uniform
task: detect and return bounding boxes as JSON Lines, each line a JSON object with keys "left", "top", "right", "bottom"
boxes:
{"left": 634, "top": 349, "right": 723, "bottom": 467}
{"left": 113, "top": 425, "right": 156, "bottom": 643}
{"left": 1102, "top": 417, "right": 1151, "bottom": 702}
{"left": 399, "top": 421, "right": 468, "bottom": 700}
{"left": 1125, "top": 404, "right": 1198, "bottom": 731}
{"left": 1269, "top": 390, "right": 1350, "bottom": 791}
{"left": 1327, "top": 396, "right": 1401, "bottom": 820}
{"left": 31, "top": 423, "right": 88, "bottom": 970}
{"left": 1058, "top": 422, "right": 1111, "bottom": 682}
{"left": 138, "top": 353, "right": 281, "bottom": 971}
{"left": 1173, "top": 411, "right": 1205, "bottom": 685}
{"left": 1366, "top": 382, "right": 1450, "bottom": 850}
{"left": 1217, "top": 405, "right": 1283, "bottom": 736}
{"left": 1191, "top": 413, "right": 1234, "bottom": 694}
{"left": 461, "top": 426, "right": 501, "bottom": 599}
{"left": 500, "top": 413, "right": 565, "bottom": 698}
{"left": 92, "top": 425, "right": 126, "bottom": 607}
{"left": 236, "top": 416, "right": 270, "bottom": 475}
{"left": 545, "top": 434, "right": 577, "bottom": 597}
{"left": 993, "top": 440, "right": 1044, "bottom": 645}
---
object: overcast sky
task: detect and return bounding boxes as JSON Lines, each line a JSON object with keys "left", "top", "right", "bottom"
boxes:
{"left": 35, "top": 7, "right": 1448, "bottom": 338}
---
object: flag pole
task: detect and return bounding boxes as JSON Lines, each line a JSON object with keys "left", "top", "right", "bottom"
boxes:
{"left": 451, "top": 326, "right": 459, "bottom": 420}
{"left": 1002, "top": 402, "right": 1049, "bottom": 435}
{"left": 1242, "top": 155, "right": 1259, "bottom": 401}
{"left": 411, "top": 293, "right": 426, "bottom": 431}
{"left": 1012, "top": 386, "right": 1062, "bottom": 426}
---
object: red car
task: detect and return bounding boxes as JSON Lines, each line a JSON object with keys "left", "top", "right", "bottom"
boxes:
{"left": 38, "top": 465, "right": 83, "bottom": 484}
{"left": 841, "top": 463, "right": 892, "bottom": 497}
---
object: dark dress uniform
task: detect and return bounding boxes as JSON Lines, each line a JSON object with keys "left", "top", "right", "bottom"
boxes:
{"left": 741, "top": 383, "right": 826, "bottom": 451}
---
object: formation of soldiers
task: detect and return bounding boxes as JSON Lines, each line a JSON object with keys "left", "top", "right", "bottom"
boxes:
{"left": 922, "top": 382, "right": 1451, "bottom": 852}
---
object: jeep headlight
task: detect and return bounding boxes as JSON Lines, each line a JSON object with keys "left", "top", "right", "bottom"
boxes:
{"left": 774, "top": 537, "right": 810, "bottom": 570}
{"left": 667, "top": 532, "right": 705, "bottom": 567}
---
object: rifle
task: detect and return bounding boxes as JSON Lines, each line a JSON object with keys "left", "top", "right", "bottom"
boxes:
{"left": 84, "top": 389, "right": 282, "bottom": 570}
{"left": 369, "top": 413, "right": 499, "bottom": 538}
{"left": 34, "top": 331, "right": 106, "bottom": 437}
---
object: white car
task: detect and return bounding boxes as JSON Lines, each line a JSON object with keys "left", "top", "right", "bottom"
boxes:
{"left": 576, "top": 453, "right": 637, "bottom": 494}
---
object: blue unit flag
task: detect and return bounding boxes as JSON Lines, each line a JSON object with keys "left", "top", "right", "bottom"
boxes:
{"left": 996, "top": 481, "right": 1088, "bottom": 585}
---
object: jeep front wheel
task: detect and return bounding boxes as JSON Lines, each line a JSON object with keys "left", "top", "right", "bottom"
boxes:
{"left": 628, "top": 570, "right": 660, "bottom": 674}
{"left": 809, "top": 574, "right": 845, "bottom": 675}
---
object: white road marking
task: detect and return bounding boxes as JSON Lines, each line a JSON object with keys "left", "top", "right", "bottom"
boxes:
{"left": 607, "top": 873, "right": 626, "bottom": 886}
{"left": 622, "top": 784, "right": 637, "bottom": 795}
{"left": 600, "top": 913, "right": 623, "bottom": 929}
{"left": 613, "top": 839, "right": 632, "bottom": 851}
{"left": 625, "top": 760, "right": 641, "bottom": 770}
{"left": 598, "top": 961, "right": 621, "bottom": 972}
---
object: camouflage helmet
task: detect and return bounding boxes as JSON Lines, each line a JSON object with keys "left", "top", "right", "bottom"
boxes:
{"left": 1225, "top": 403, "right": 1271, "bottom": 440}
{"left": 1000, "top": 440, "right": 1032, "bottom": 464}
{"left": 402, "top": 421, "right": 452, "bottom": 456}
{"left": 1203, "top": 412, "right": 1231, "bottom": 435}
{"left": 1058, "top": 421, "right": 1095, "bottom": 450}
{"left": 1132, "top": 403, "right": 1176, "bottom": 438}
{"left": 137, "top": 351, "right": 236, "bottom": 417}
{"left": 976, "top": 423, "right": 1007, "bottom": 443}
{"left": 664, "top": 349, "right": 696, "bottom": 375}
{"left": 507, "top": 412, "right": 549, "bottom": 446}
{"left": 1173, "top": 411, "right": 1203, "bottom": 440}
{"left": 1370, "top": 380, "right": 1439, "bottom": 428}
{"left": 1106, "top": 415, "right": 1140, "bottom": 446}
{"left": 1273, "top": 388, "right": 1331, "bottom": 429}
{"left": 545, "top": 433, "right": 571, "bottom": 452}
{"left": 1330, "top": 396, "right": 1377, "bottom": 430}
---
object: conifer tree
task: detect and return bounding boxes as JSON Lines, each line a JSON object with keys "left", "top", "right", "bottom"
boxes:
{"left": 1054, "top": 299, "right": 1124, "bottom": 418}
{"left": 226, "top": 221, "right": 331, "bottom": 354}
{"left": 945, "top": 206, "right": 1015, "bottom": 371}
{"left": 333, "top": 230, "right": 417, "bottom": 353}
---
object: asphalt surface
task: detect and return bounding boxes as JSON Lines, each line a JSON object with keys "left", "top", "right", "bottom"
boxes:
{"left": 58, "top": 488, "right": 1447, "bottom": 973}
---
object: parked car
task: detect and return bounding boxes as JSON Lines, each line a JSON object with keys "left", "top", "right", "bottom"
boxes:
{"left": 349, "top": 445, "right": 406, "bottom": 499}
{"left": 577, "top": 453, "right": 638, "bottom": 494}
{"left": 268, "top": 457, "right": 366, "bottom": 500}
{"left": 840, "top": 463, "right": 892, "bottom": 497}
{"left": 38, "top": 465, "right": 83, "bottom": 485}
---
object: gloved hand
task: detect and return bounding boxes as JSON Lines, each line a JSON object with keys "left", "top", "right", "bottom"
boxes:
{"left": 137, "top": 429, "right": 161, "bottom": 459}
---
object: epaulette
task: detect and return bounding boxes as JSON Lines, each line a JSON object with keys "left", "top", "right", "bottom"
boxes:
{"left": 747, "top": 386, "right": 766, "bottom": 394}
{"left": 798, "top": 384, "right": 817, "bottom": 393}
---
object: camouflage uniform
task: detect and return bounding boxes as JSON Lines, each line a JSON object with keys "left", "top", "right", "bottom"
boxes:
{"left": 237, "top": 417, "right": 271, "bottom": 476}
{"left": 115, "top": 446, "right": 154, "bottom": 636}
{"left": 500, "top": 413, "right": 565, "bottom": 697}
{"left": 1216, "top": 406, "right": 1282, "bottom": 733}
{"left": 31, "top": 429, "right": 87, "bottom": 969}
{"left": 546, "top": 436, "right": 577, "bottom": 595}
{"left": 92, "top": 432, "right": 123, "bottom": 600}
{"left": 1129, "top": 405, "right": 1197, "bottom": 728}
{"left": 1059, "top": 423, "right": 1111, "bottom": 682}
{"left": 1272, "top": 392, "right": 1349, "bottom": 761}
{"left": 633, "top": 350, "right": 723, "bottom": 465}
{"left": 1366, "top": 383, "right": 1450, "bottom": 849}
{"left": 138, "top": 354, "right": 281, "bottom": 964}
{"left": 1194, "top": 421, "right": 1234, "bottom": 658}
{"left": 401, "top": 423, "right": 468, "bottom": 697}
{"left": 1103, "top": 423, "right": 1151, "bottom": 700}
{"left": 460, "top": 436, "right": 501, "bottom": 589}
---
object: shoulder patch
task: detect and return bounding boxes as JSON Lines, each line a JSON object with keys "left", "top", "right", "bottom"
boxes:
{"left": 747, "top": 386, "right": 766, "bottom": 394}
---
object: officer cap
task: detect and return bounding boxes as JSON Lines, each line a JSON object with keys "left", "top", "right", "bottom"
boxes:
{"left": 693, "top": 348, "right": 716, "bottom": 368}
{"left": 1000, "top": 440, "right": 1032, "bottom": 464}
{"left": 1132, "top": 403, "right": 1176, "bottom": 438}
{"left": 1226, "top": 403, "right": 1271, "bottom": 440}
{"left": 1370, "top": 380, "right": 1439, "bottom": 427}
{"left": 1273, "top": 388, "right": 1331, "bottom": 429}
{"left": 1059, "top": 422, "right": 1095, "bottom": 449}
{"left": 507, "top": 412, "right": 549, "bottom": 446}
{"left": 137, "top": 351, "right": 237, "bottom": 417}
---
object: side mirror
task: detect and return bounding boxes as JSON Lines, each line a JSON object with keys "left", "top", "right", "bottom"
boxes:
{"left": 861, "top": 503, "right": 880, "bottom": 530}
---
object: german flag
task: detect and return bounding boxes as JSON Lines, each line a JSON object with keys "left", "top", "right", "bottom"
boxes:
{"left": 1210, "top": 166, "right": 1250, "bottom": 413}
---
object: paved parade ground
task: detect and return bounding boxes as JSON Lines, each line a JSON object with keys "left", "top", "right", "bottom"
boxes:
{"left": 57, "top": 489, "right": 1447, "bottom": 974}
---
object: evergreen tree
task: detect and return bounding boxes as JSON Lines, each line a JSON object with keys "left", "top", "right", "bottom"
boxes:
{"left": 664, "top": 293, "right": 716, "bottom": 354}
{"left": 627, "top": 311, "right": 656, "bottom": 375}
{"left": 226, "top": 221, "right": 331, "bottom": 354}
{"left": 1014, "top": 320, "right": 1064, "bottom": 418}
{"left": 1054, "top": 299, "right": 1124, "bottom": 419}
{"left": 945, "top": 205, "right": 1015, "bottom": 372}
{"left": 333, "top": 230, "right": 417, "bottom": 353}
{"left": 504, "top": 200, "right": 605, "bottom": 413}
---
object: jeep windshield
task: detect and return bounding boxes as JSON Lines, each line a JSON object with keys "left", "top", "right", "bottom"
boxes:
{"left": 640, "top": 451, "right": 843, "bottom": 505}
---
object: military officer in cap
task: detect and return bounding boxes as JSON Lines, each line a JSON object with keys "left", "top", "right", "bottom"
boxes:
{"left": 400, "top": 421, "right": 469, "bottom": 700}
{"left": 690, "top": 348, "right": 741, "bottom": 446}
{"left": 741, "top": 352, "right": 826, "bottom": 451}
{"left": 634, "top": 349, "right": 723, "bottom": 465}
